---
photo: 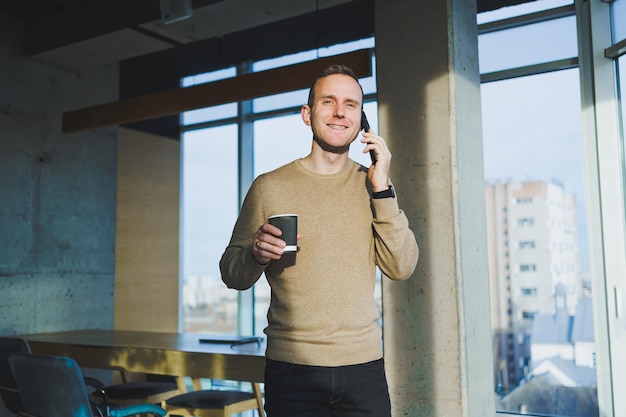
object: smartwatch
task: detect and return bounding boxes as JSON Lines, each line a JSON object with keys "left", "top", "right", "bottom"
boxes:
{"left": 372, "top": 185, "right": 395, "bottom": 199}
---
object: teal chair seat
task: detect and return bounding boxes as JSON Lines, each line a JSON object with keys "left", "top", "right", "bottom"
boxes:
{"left": 0, "top": 337, "right": 31, "bottom": 415}
{"left": 9, "top": 352, "right": 166, "bottom": 417}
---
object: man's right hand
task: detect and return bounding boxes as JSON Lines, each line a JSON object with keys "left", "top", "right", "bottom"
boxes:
{"left": 252, "top": 223, "right": 287, "bottom": 264}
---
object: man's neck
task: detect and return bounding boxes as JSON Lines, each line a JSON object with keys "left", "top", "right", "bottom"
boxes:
{"left": 303, "top": 148, "right": 349, "bottom": 174}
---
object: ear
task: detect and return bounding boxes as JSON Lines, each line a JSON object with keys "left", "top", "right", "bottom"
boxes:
{"left": 301, "top": 105, "right": 311, "bottom": 126}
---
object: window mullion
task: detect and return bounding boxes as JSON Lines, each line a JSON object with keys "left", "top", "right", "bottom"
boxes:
{"left": 237, "top": 61, "right": 255, "bottom": 336}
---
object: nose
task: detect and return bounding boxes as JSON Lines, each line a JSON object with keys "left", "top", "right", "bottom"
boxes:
{"left": 333, "top": 103, "right": 345, "bottom": 118}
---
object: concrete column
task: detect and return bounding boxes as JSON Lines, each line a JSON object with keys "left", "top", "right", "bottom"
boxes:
{"left": 376, "top": 1, "right": 495, "bottom": 416}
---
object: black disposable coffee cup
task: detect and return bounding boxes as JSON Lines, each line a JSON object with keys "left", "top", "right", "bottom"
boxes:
{"left": 268, "top": 214, "right": 298, "bottom": 252}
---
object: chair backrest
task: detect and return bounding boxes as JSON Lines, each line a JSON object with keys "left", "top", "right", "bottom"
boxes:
{"left": 0, "top": 337, "right": 31, "bottom": 414}
{"left": 9, "top": 353, "right": 94, "bottom": 417}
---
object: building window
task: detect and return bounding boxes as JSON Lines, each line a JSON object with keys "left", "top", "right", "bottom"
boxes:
{"left": 519, "top": 264, "right": 537, "bottom": 272}
{"left": 521, "top": 287, "right": 538, "bottom": 296}
{"left": 517, "top": 217, "right": 535, "bottom": 227}
{"left": 519, "top": 241, "right": 536, "bottom": 249}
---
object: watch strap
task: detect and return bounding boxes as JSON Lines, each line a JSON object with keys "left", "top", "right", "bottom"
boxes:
{"left": 372, "top": 185, "right": 395, "bottom": 199}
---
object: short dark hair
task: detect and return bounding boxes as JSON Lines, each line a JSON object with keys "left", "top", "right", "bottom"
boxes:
{"left": 307, "top": 64, "right": 364, "bottom": 108}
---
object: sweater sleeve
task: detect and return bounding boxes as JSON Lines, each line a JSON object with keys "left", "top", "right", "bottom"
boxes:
{"left": 219, "top": 178, "right": 268, "bottom": 290}
{"left": 371, "top": 194, "right": 419, "bottom": 281}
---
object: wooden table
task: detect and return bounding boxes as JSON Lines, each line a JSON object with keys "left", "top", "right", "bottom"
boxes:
{"left": 18, "top": 329, "right": 266, "bottom": 383}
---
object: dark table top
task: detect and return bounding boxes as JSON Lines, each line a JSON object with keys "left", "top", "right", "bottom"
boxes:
{"left": 18, "top": 329, "right": 266, "bottom": 382}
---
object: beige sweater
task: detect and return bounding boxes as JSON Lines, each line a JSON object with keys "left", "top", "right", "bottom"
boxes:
{"left": 220, "top": 158, "right": 418, "bottom": 366}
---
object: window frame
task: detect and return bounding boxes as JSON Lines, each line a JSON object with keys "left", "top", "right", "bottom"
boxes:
{"left": 577, "top": 0, "right": 626, "bottom": 416}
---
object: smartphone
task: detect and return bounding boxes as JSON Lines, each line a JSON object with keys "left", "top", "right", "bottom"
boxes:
{"left": 361, "top": 111, "right": 376, "bottom": 164}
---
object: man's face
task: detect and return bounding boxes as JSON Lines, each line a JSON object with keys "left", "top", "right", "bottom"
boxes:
{"left": 302, "top": 74, "right": 363, "bottom": 154}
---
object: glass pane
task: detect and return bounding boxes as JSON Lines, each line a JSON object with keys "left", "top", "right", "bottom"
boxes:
{"left": 317, "top": 37, "right": 375, "bottom": 57}
{"left": 482, "top": 70, "right": 598, "bottom": 416}
{"left": 613, "top": 0, "right": 626, "bottom": 42}
{"left": 182, "top": 103, "right": 238, "bottom": 125}
{"left": 181, "top": 124, "right": 240, "bottom": 334}
{"left": 253, "top": 89, "right": 309, "bottom": 113}
{"left": 253, "top": 50, "right": 318, "bottom": 72}
{"left": 181, "top": 66, "right": 237, "bottom": 87}
{"left": 252, "top": 38, "right": 375, "bottom": 72}
{"left": 478, "top": 0, "right": 573, "bottom": 24}
{"left": 479, "top": 16, "right": 577, "bottom": 74}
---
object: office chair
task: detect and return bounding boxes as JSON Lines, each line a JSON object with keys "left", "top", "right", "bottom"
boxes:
{"left": 0, "top": 337, "right": 31, "bottom": 414}
{"left": 161, "top": 377, "right": 265, "bottom": 417}
{"left": 0, "top": 336, "right": 110, "bottom": 414}
{"left": 8, "top": 352, "right": 167, "bottom": 417}
{"left": 93, "top": 370, "right": 183, "bottom": 406}
{"left": 0, "top": 336, "right": 178, "bottom": 412}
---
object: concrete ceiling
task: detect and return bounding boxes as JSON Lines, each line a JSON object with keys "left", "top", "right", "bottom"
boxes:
{"left": 1, "top": 0, "right": 359, "bottom": 71}
{"left": 1, "top": 0, "right": 535, "bottom": 73}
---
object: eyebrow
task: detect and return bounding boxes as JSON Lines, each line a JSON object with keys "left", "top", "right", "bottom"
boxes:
{"left": 318, "top": 94, "right": 360, "bottom": 105}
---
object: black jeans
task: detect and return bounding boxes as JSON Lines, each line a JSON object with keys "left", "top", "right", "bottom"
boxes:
{"left": 264, "top": 358, "right": 392, "bottom": 417}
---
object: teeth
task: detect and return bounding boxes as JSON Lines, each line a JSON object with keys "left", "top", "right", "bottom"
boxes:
{"left": 328, "top": 124, "right": 347, "bottom": 130}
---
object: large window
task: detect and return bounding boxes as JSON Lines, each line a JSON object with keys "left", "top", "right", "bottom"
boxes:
{"left": 482, "top": 69, "right": 593, "bottom": 415}
{"left": 479, "top": 1, "right": 602, "bottom": 416}
{"left": 179, "top": 1, "right": 626, "bottom": 415}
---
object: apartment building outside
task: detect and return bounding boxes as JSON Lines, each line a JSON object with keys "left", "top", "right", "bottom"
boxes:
{"left": 486, "top": 179, "right": 582, "bottom": 392}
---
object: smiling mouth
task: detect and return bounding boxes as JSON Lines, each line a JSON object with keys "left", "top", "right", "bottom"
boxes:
{"left": 328, "top": 124, "right": 347, "bottom": 130}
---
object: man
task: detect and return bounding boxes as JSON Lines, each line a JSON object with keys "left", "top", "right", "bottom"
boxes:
{"left": 220, "top": 64, "right": 419, "bottom": 416}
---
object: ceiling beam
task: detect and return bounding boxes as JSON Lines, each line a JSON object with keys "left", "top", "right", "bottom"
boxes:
{"left": 62, "top": 49, "right": 372, "bottom": 133}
